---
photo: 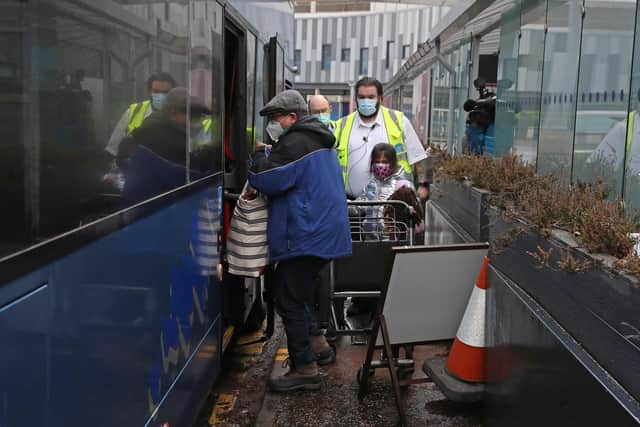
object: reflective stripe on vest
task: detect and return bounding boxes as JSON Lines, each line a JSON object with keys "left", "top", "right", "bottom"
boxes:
{"left": 627, "top": 111, "right": 635, "bottom": 158}
{"left": 127, "top": 100, "right": 151, "bottom": 134}
{"left": 203, "top": 118, "right": 212, "bottom": 133}
{"left": 334, "top": 106, "right": 412, "bottom": 187}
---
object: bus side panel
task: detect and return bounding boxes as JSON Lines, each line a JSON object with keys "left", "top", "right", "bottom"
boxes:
{"left": 0, "top": 283, "right": 49, "bottom": 427}
{"left": 0, "top": 183, "right": 224, "bottom": 426}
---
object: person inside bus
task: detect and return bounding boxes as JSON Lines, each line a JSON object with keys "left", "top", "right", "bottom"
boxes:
{"left": 116, "top": 87, "right": 210, "bottom": 204}
{"left": 102, "top": 72, "right": 177, "bottom": 191}
{"left": 105, "top": 72, "right": 177, "bottom": 157}
{"left": 248, "top": 89, "right": 351, "bottom": 392}
{"left": 308, "top": 94, "right": 335, "bottom": 131}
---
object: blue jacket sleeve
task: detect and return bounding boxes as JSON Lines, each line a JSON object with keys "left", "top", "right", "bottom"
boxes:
{"left": 248, "top": 150, "right": 298, "bottom": 196}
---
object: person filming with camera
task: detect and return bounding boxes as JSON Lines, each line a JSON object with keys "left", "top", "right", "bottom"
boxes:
{"left": 463, "top": 77, "right": 496, "bottom": 156}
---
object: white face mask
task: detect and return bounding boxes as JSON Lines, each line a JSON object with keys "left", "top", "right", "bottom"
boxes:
{"left": 151, "top": 92, "right": 168, "bottom": 110}
{"left": 266, "top": 120, "right": 285, "bottom": 141}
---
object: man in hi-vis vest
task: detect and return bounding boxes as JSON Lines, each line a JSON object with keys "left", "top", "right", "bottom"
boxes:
{"left": 334, "top": 77, "right": 428, "bottom": 200}
{"left": 105, "top": 72, "right": 177, "bottom": 156}
{"left": 334, "top": 77, "right": 427, "bottom": 316}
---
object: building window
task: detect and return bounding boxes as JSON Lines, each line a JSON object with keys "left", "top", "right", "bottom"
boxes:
{"left": 321, "top": 44, "right": 331, "bottom": 71}
{"left": 294, "top": 49, "right": 301, "bottom": 69}
{"left": 360, "top": 48, "right": 369, "bottom": 75}
{"left": 341, "top": 48, "right": 350, "bottom": 62}
{"left": 402, "top": 44, "right": 411, "bottom": 59}
{"left": 386, "top": 40, "right": 395, "bottom": 69}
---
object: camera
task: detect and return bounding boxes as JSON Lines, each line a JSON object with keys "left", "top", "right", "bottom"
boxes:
{"left": 463, "top": 78, "right": 496, "bottom": 127}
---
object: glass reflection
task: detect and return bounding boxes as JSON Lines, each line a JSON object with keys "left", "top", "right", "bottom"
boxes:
{"left": 0, "top": 0, "right": 225, "bottom": 258}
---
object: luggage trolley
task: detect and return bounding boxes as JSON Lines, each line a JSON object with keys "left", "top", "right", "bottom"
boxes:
{"left": 327, "top": 200, "right": 416, "bottom": 378}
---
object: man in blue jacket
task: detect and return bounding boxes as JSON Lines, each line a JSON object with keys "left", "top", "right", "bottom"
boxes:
{"left": 249, "top": 90, "right": 352, "bottom": 392}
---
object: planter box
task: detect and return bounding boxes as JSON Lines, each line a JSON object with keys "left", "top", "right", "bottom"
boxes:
{"left": 433, "top": 176, "right": 640, "bottom": 412}
{"left": 486, "top": 264, "right": 640, "bottom": 425}
{"left": 490, "top": 226, "right": 640, "bottom": 403}
{"left": 431, "top": 175, "right": 491, "bottom": 242}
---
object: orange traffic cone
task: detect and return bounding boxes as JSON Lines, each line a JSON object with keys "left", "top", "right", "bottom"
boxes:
{"left": 445, "top": 256, "right": 489, "bottom": 383}
{"left": 422, "top": 256, "right": 490, "bottom": 402}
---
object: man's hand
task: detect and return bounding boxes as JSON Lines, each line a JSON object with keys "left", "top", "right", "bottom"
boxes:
{"left": 255, "top": 141, "right": 272, "bottom": 151}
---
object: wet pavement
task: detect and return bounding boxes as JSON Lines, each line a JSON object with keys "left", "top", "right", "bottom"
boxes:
{"left": 204, "top": 318, "right": 484, "bottom": 427}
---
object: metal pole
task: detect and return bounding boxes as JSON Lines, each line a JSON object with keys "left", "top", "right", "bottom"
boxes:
{"left": 348, "top": 80, "right": 356, "bottom": 113}
{"left": 447, "top": 81, "right": 456, "bottom": 155}
{"left": 434, "top": 38, "right": 457, "bottom": 155}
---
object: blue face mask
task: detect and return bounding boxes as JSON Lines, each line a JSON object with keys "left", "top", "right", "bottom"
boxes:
{"left": 357, "top": 99, "right": 378, "bottom": 117}
{"left": 314, "top": 112, "right": 331, "bottom": 126}
{"left": 151, "top": 92, "right": 168, "bottom": 110}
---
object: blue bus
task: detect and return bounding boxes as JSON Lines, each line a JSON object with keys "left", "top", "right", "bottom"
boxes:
{"left": 0, "top": 1, "right": 293, "bottom": 425}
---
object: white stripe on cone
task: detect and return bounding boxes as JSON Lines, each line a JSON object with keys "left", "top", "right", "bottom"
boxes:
{"left": 455, "top": 285, "right": 486, "bottom": 348}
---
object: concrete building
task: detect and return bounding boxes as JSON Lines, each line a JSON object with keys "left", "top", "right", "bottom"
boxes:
{"left": 293, "top": 1, "right": 450, "bottom": 116}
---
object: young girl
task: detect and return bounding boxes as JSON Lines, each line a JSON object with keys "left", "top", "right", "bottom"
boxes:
{"left": 357, "top": 143, "right": 424, "bottom": 240}
{"left": 360, "top": 143, "right": 414, "bottom": 202}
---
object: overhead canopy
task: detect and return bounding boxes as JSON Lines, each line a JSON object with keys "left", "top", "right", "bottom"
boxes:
{"left": 294, "top": 0, "right": 460, "bottom": 13}
{"left": 386, "top": 0, "right": 510, "bottom": 90}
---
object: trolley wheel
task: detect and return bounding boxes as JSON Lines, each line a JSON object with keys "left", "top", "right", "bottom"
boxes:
{"left": 397, "top": 366, "right": 414, "bottom": 387}
{"left": 357, "top": 367, "right": 374, "bottom": 386}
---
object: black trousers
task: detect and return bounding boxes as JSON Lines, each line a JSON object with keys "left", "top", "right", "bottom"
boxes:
{"left": 274, "top": 256, "right": 327, "bottom": 366}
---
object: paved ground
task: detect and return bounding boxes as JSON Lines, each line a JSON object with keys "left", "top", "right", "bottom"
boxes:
{"left": 203, "top": 319, "right": 484, "bottom": 427}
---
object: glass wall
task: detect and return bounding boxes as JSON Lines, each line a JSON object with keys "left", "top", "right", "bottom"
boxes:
{"left": 494, "top": 2, "right": 521, "bottom": 156}
{"left": 574, "top": 0, "right": 636, "bottom": 196}
{"left": 493, "top": 0, "right": 640, "bottom": 205}
{"left": 623, "top": 2, "right": 640, "bottom": 207}
{"left": 537, "top": 0, "right": 582, "bottom": 180}
{"left": 0, "top": 0, "right": 225, "bottom": 258}
{"left": 411, "top": 69, "right": 431, "bottom": 145}
{"left": 513, "top": 0, "right": 546, "bottom": 165}
{"left": 454, "top": 42, "right": 471, "bottom": 154}
{"left": 430, "top": 61, "right": 450, "bottom": 146}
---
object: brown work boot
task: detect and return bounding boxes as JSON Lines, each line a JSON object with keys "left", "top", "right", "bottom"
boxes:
{"left": 268, "top": 360, "right": 321, "bottom": 392}
{"left": 311, "top": 334, "right": 336, "bottom": 366}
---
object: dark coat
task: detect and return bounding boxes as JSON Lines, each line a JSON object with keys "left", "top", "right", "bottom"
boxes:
{"left": 248, "top": 116, "right": 352, "bottom": 262}
{"left": 117, "top": 112, "right": 186, "bottom": 170}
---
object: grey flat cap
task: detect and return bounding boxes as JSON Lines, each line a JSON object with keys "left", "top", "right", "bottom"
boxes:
{"left": 162, "top": 87, "right": 211, "bottom": 115}
{"left": 259, "top": 89, "right": 308, "bottom": 116}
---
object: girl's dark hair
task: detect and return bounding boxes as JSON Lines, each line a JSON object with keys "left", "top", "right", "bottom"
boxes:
{"left": 370, "top": 143, "right": 398, "bottom": 171}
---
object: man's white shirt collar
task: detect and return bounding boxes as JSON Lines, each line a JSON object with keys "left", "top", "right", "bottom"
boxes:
{"left": 355, "top": 110, "right": 384, "bottom": 129}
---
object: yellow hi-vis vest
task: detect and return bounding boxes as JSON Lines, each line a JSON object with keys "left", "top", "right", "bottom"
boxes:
{"left": 334, "top": 106, "right": 412, "bottom": 187}
{"left": 203, "top": 118, "right": 213, "bottom": 133}
{"left": 127, "top": 100, "right": 151, "bottom": 135}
